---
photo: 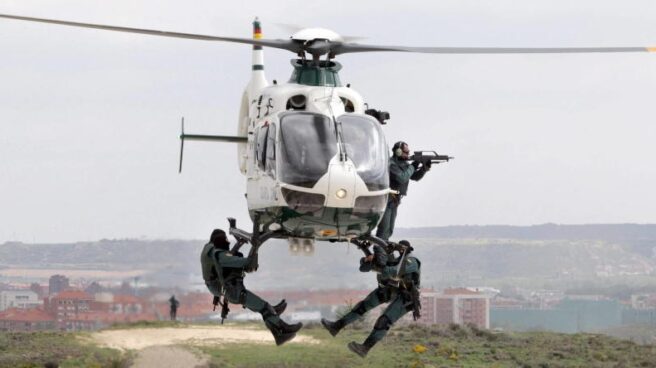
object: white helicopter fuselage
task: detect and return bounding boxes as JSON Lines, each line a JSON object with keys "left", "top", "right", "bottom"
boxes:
{"left": 235, "top": 28, "right": 390, "bottom": 241}
{"left": 240, "top": 78, "right": 390, "bottom": 241}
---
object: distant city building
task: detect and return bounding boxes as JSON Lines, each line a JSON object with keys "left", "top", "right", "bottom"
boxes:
{"left": 84, "top": 281, "right": 104, "bottom": 295}
{"left": 0, "top": 290, "right": 41, "bottom": 311}
{"left": 30, "top": 282, "right": 46, "bottom": 299}
{"left": 0, "top": 308, "right": 55, "bottom": 332}
{"left": 466, "top": 287, "right": 501, "bottom": 298}
{"left": 631, "top": 293, "right": 656, "bottom": 310}
{"left": 417, "top": 288, "right": 490, "bottom": 329}
{"left": 109, "top": 294, "right": 144, "bottom": 314}
{"left": 48, "top": 274, "right": 70, "bottom": 295}
{"left": 45, "top": 289, "right": 93, "bottom": 331}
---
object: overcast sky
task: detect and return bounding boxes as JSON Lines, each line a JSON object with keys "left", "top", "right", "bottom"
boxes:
{"left": 1, "top": 0, "right": 655, "bottom": 243}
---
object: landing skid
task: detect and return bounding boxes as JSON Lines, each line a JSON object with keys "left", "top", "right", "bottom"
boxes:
{"left": 226, "top": 213, "right": 283, "bottom": 272}
{"left": 350, "top": 235, "right": 390, "bottom": 256}
{"left": 226, "top": 214, "right": 392, "bottom": 270}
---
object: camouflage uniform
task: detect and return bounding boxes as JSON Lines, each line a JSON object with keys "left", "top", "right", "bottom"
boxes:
{"left": 200, "top": 230, "right": 300, "bottom": 345}
{"left": 322, "top": 245, "right": 421, "bottom": 356}
{"left": 376, "top": 155, "right": 427, "bottom": 240}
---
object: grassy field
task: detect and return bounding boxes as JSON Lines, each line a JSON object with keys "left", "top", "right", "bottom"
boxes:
{"left": 2, "top": 322, "right": 656, "bottom": 367}
{"left": 200, "top": 323, "right": 656, "bottom": 368}
{"left": 0, "top": 330, "right": 129, "bottom": 368}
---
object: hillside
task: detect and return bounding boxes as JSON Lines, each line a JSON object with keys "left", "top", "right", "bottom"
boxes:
{"left": 2, "top": 224, "right": 656, "bottom": 291}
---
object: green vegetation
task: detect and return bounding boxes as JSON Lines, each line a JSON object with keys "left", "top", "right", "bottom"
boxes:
{"left": 0, "top": 331, "right": 129, "bottom": 368}
{"left": 3, "top": 322, "right": 656, "bottom": 367}
{"left": 200, "top": 323, "right": 656, "bottom": 368}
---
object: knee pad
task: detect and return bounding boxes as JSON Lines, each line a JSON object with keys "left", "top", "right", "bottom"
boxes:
{"left": 374, "top": 315, "right": 392, "bottom": 331}
{"left": 352, "top": 302, "right": 367, "bottom": 316}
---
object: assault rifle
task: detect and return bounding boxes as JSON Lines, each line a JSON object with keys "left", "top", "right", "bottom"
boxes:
{"left": 408, "top": 151, "right": 453, "bottom": 167}
{"left": 212, "top": 295, "right": 230, "bottom": 324}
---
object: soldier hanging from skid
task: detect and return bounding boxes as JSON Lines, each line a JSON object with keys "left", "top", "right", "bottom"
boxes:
{"left": 321, "top": 240, "right": 422, "bottom": 357}
{"left": 200, "top": 229, "right": 302, "bottom": 345}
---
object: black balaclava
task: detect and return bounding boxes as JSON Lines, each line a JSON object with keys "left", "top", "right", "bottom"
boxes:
{"left": 399, "top": 240, "right": 414, "bottom": 253}
{"left": 210, "top": 229, "right": 230, "bottom": 250}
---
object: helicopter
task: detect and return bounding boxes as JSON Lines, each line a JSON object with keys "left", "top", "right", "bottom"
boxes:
{"left": 1, "top": 13, "right": 654, "bottom": 268}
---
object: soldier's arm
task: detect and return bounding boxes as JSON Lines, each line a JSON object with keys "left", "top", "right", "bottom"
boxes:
{"left": 410, "top": 167, "right": 427, "bottom": 181}
{"left": 359, "top": 257, "right": 374, "bottom": 272}
{"left": 217, "top": 251, "right": 251, "bottom": 268}
{"left": 379, "top": 258, "right": 419, "bottom": 278}
{"left": 390, "top": 161, "right": 415, "bottom": 184}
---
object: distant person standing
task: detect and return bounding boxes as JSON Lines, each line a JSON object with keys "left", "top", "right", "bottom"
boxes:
{"left": 169, "top": 295, "right": 180, "bottom": 321}
{"left": 376, "top": 141, "right": 430, "bottom": 240}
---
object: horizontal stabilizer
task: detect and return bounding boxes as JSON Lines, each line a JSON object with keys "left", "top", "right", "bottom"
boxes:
{"left": 178, "top": 117, "right": 247, "bottom": 173}
{"left": 181, "top": 134, "right": 248, "bottom": 143}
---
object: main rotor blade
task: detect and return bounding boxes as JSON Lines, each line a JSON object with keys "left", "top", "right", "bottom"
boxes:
{"left": 0, "top": 13, "right": 300, "bottom": 52}
{"left": 2, "top": 13, "right": 652, "bottom": 57}
{"left": 335, "top": 43, "right": 655, "bottom": 55}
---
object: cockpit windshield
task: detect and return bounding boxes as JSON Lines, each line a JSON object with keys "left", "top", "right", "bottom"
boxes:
{"left": 279, "top": 113, "right": 338, "bottom": 188}
{"left": 338, "top": 114, "right": 389, "bottom": 191}
{"left": 279, "top": 112, "right": 388, "bottom": 191}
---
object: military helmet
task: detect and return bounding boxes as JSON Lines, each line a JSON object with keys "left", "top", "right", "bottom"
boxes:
{"left": 210, "top": 229, "right": 230, "bottom": 250}
{"left": 399, "top": 240, "right": 414, "bottom": 253}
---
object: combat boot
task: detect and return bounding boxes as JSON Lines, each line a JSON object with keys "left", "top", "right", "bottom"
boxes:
{"left": 320, "top": 318, "right": 344, "bottom": 337}
{"left": 265, "top": 319, "right": 303, "bottom": 346}
{"left": 273, "top": 299, "right": 287, "bottom": 315}
{"left": 347, "top": 341, "right": 371, "bottom": 358}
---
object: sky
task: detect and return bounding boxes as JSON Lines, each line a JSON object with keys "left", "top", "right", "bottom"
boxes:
{"left": 0, "top": 0, "right": 655, "bottom": 243}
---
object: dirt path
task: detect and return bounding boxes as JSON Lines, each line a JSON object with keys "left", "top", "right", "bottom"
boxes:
{"left": 130, "top": 346, "right": 208, "bottom": 368}
{"left": 89, "top": 325, "right": 319, "bottom": 367}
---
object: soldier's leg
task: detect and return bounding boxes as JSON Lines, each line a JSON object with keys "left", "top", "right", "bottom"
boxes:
{"left": 388, "top": 202, "right": 399, "bottom": 239}
{"left": 322, "top": 287, "right": 390, "bottom": 336}
{"left": 349, "top": 294, "right": 411, "bottom": 357}
{"left": 225, "top": 281, "right": 302, "bottom": 345}
{"left": 225, "top": 281, "right": 280, "bottom": 324}
{"left": 375, "top": 201, "right": 394, "bottom": 240}
{"left": 340, "top": 287, "right": 389, "bottom": 326}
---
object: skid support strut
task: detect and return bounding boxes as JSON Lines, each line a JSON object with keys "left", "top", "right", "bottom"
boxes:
{"left": 227, "top": 214, "right": 279, "bottom": 272}
{"left": 350, "top": 234, "right": 391, "bottom": 257}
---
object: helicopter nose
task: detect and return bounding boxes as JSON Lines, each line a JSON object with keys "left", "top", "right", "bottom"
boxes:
{"left": 324, "top": 162, "right": 357, "bottom": 208}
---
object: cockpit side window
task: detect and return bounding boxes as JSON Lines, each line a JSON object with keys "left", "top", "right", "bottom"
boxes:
{"left": 266, "top": 124, "right": 276, "bottom": 176}
{"left": 256, "top": 125, "right": 269, "bottom": 171}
